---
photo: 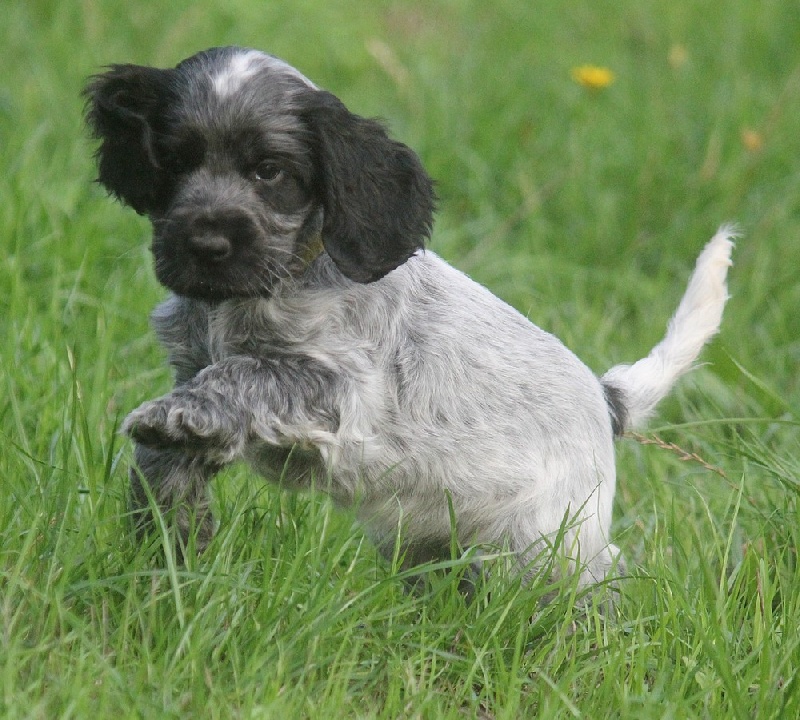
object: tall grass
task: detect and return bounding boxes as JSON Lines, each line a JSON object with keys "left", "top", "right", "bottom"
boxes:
{"left": 1, "top": 0, "right": 798, "bottom": 717}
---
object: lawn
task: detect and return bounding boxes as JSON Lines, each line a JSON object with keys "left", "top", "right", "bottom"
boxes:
{"left": 1, "top": 0, "right": 799, "bottom": 717}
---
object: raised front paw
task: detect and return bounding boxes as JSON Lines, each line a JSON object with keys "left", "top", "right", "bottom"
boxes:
{"left": 123, "top": 392, "right": 246, "bottom": 462}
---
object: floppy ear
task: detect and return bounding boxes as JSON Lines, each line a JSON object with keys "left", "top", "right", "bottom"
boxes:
{"left": 301, "top": 91, "right": 436, "bottom": 283}
{"left": 84, "top": 65, "right": 177, "bottom": 215}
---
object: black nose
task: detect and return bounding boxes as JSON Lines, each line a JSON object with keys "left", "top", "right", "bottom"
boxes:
{"left": 187, "top": 233, "right": 233, "bottom": 262}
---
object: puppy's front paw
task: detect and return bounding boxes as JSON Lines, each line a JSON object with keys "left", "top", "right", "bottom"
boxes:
{"left": 123, "top": 393, "right": 246, "bottom": 461}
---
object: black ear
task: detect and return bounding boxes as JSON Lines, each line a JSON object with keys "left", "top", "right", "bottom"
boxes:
{"left": 301, "top": 91, "right": 436, "bottom": 283}
{"left": 84, "top": 65, "right": 177, "bottom": 215}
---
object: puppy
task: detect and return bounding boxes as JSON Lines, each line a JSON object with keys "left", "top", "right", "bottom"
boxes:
{"left": 85, "top": 47, "right": 734, "bottom": 588}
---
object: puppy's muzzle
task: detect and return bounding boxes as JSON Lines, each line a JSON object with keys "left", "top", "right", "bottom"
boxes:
{"left": 151, "top": 203, "right": 268, "bottom": 299}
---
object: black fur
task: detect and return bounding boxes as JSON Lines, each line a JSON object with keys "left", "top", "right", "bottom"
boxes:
{"left": 601, "top": 381, "right": 628, "bottom": 437}
{"left": 84, "top": 65, "right": 179, "bottom": 215}
{"left": 300, "top": 91, "right": 436, "bottom": 283}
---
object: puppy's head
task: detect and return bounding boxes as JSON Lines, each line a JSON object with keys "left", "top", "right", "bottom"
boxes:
{"left": 85, "top": 46, "right": 435, "bottom": 299}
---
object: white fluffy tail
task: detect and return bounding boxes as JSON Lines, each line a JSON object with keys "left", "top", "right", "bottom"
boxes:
{"left": 602, "top": 226, "right": 736, "bottom": 433}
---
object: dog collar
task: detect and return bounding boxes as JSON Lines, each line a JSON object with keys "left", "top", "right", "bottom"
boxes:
{"left": 300, "top": 233, "right": 325, "bottom": 266}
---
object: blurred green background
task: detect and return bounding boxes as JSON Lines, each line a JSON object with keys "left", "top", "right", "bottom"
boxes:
{"left": 1, "top": 1, "right": 799, "bottom": 717}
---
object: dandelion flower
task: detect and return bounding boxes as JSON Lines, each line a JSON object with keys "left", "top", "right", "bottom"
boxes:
{"left": 740, "top": 128, "right": 764, "bottom": 153}
{"left": 571, "top": 65, "right": 615, "bottom": 90}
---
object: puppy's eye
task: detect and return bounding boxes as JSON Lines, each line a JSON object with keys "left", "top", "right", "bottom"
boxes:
{"left": 254, "top": 162, "right": 284, "bottom": 183}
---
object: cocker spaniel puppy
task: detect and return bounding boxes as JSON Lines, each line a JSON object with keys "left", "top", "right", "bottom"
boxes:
{"left": 85, "top": 47, "right": 734, "bottom": 588}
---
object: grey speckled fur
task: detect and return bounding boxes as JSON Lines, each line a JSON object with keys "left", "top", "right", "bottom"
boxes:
{"left": 85, "top": 47, "right": 734, "bottom": 590}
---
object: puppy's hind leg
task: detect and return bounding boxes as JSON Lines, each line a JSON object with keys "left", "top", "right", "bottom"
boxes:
{"left": 129, "top": 443, "right": 221, "bottom": 557}
{"left": 506, "top": 502, "right": 625, "bottom": 606}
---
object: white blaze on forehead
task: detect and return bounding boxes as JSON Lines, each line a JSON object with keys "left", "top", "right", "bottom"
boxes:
{"left": 211, "top": 50, "right": 317, "bottom": 97}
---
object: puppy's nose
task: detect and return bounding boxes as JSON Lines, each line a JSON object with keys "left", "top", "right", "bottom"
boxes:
{"left": 188, "top": 234, "right": 233, "bottom": 262}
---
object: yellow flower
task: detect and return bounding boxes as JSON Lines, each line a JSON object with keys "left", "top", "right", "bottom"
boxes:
{"left": 571, "top": 65, "right": 615, "bottom": 90}
{"left": 740, "top": 128, "right": 764, "bottom": 153}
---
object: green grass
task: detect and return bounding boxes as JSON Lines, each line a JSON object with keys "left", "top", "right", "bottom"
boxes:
{"left": 2, "top": 0, "right": 799, "bottom": 717}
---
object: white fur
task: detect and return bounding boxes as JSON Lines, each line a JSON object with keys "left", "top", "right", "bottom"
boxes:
{"left": 212, "top": 51, "right": 317, "bottom": 97}
{"left": 602, "top": 227, "right": 735, "bottom": 429}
